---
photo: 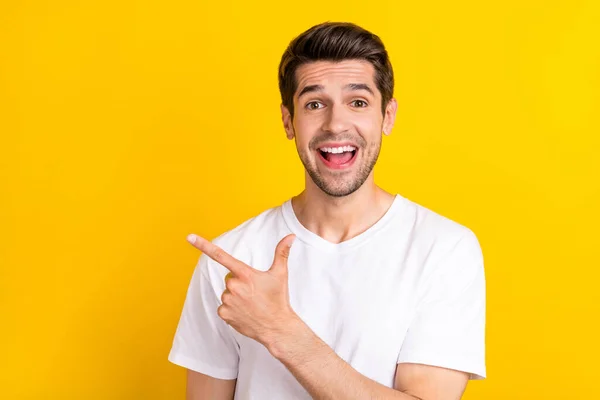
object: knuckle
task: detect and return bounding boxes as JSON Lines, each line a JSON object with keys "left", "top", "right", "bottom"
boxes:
{"left": 221, "top": 290, "right": 232, "bottom": 304}
{"left": 240, "top": 269, "right": 253, "bottom": 281}
{"left": 212, "top": 248, "right": 225, "bottom": 261}
{"left": 217, "top": 305, "right": 226, "bottom": 319}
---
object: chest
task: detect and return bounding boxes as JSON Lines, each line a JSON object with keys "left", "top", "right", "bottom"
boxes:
{"left": 231, "top": 242, "right": 424, "bottom": 386}
{"left": 300, "top": 250, "right": 416, "bottom": 359}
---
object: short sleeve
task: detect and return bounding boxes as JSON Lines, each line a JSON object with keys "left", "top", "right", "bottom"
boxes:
{"left": 397, "top": 230, "right": 487, "bottom": 380}
{"left": 168, "top": 253, "right": 239, "bottom": 380}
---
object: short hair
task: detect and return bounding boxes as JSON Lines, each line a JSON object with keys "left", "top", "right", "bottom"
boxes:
{"left": 278, "top": 21, "right": 394, "bottom": 119}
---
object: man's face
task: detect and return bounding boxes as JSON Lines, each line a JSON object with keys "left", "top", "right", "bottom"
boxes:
{"left": 281, "top": 59, "right": 396, "bottom": 197}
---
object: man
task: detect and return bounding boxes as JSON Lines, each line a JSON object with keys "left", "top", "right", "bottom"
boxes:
{"left": 168, "top": 21, "right": 486, "bottom": 399}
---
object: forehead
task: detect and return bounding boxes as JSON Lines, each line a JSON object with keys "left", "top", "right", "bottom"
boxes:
{"left": 294, "top": 60, "right": 377, "bottom": 95}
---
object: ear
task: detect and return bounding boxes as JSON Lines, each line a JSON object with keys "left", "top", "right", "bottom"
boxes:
{"left": 382, "top": 98, "right": 398, "bottom": 136}
{"left": 281, "top": 103, "right": 295, "bottom": 140}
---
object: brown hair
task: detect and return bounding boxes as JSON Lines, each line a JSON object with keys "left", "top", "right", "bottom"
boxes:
{"left": 278, "top": 21, "right": 394, "bottom": 119}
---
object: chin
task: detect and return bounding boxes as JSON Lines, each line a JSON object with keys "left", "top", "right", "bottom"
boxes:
{"left": 315, "top": 177, "right": 365, "bottom": 198}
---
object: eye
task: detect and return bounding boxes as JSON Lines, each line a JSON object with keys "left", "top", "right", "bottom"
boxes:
{"left": 305, "top": 101, "right": 324, "bottom": 110}
{"left": 351, "top": 99, "right": 368, "bottom": 108}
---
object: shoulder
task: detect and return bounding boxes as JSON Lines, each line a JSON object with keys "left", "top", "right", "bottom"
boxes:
{"left": 405, "top": 197, "right": 475, "bottom": 242}
{"left": 198, "top": 202, "right": 287, "bottom": 280}
{"left": 211, "top": 203, "right": 285, "bottom": 254}
{"left": 400, "top": 196, "right": 484, "bottom": 280}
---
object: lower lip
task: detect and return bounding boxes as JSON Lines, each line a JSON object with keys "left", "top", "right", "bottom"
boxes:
{"left": 316, "top": 149, "right": 358, "bottom": 170}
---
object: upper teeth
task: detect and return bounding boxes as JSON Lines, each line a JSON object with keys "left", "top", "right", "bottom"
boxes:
{"left": 320, "top": 146, "right": 356, "bottom": 154}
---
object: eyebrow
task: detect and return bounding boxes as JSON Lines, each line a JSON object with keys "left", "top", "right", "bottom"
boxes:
{"left": 297, "top": 83, "right": 375, "bottom": 98}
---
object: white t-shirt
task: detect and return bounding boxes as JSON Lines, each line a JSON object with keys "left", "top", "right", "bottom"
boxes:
{"left": 168, "top": 193, "right": 486, "bottom": 399}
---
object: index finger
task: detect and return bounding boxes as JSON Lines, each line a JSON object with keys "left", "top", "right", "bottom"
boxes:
{"left": 187, "top": 234, "right": 249, "bottom": 276}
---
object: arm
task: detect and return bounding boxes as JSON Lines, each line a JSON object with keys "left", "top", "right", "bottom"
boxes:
{"left": 186, "top": 369, "right": 236, "bottom": 400}
{"left": 266, "top": 317, "right": 468, "bottom": 400}
{"left": 394, "top": 363, "right": 468, "bottom": 400}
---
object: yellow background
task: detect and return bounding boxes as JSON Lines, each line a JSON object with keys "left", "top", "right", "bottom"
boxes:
{"left": 1, "top": 1, "right": 598, "bottom": 398}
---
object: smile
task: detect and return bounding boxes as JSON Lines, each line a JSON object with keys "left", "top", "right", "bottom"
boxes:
{"left": 316, "top": 145, "right": 358, "bottom": 170}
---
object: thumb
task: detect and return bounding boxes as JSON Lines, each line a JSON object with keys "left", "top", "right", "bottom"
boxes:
{"left": 269, "top": 234, "right": 296, "bottom": 275}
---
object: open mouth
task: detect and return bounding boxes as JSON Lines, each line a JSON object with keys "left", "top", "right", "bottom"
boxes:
{"left": 317, "top": 146, "right": 358, "bottom": 169}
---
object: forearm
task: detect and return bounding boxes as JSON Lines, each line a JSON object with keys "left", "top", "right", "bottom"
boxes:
{"left": 265, "top": 318, "right": 420, "bottom": 400}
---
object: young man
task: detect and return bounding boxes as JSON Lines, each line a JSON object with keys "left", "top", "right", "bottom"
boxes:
{"left": 168, "top": 22, "right": 486, "bottom": 400}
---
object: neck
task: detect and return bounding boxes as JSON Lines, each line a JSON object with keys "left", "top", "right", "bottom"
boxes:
{"left": 291, "top": 173, "right": 396, "bottom": 244}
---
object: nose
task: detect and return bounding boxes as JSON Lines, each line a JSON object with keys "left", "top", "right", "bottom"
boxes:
{"left": 321, "top": 103, "right": 351, "bottom": 135}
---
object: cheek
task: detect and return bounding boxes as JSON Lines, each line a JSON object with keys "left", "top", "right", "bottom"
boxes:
{"left": 293, "top": 119, "right": 317, "bottom": 149}
{"left": 356, "top": 117, "right": 383, "bottom": 143}
{"left": 356, "top": 113, "right": 382, "bottom": 132}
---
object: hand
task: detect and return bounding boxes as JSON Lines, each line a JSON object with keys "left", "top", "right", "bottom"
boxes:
{"left": 186, "top": 232, "right": 299, "bottom": 348}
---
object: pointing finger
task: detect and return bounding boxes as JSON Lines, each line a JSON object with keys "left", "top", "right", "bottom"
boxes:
{"left": 187, "top": 233, "right": 249, "bottom": 276}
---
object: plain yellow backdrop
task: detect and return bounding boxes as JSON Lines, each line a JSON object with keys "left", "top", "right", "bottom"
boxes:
{"left": 1, "top": 0, "right": 599, "bottom": 399}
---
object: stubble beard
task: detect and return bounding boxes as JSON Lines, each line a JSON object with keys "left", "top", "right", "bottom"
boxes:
{"left": 297, "top": 137, "right": 382, "bottom": 198}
